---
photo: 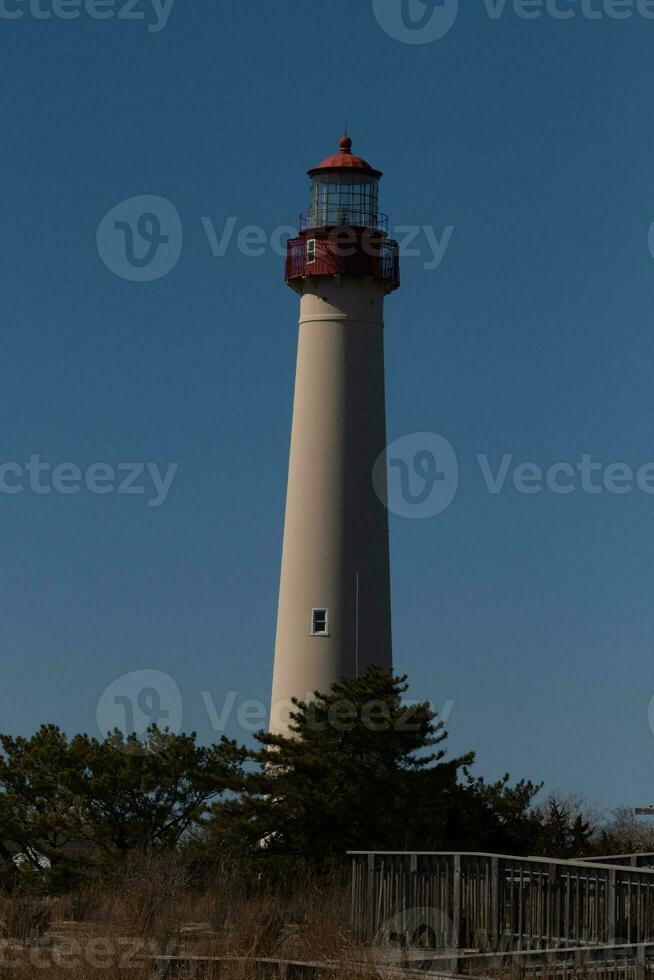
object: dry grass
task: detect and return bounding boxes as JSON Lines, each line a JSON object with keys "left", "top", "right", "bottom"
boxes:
{"left": 0, "top": 854, "right": 382, "bottom": 978}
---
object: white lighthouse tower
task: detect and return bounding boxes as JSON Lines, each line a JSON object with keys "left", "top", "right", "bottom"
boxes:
{"left": 270, "top": 135, "right": 400, "bottom": 734}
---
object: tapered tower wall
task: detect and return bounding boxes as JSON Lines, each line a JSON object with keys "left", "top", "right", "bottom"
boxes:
{"left": 270, "top": 276, "right": 392, "bottom": 734}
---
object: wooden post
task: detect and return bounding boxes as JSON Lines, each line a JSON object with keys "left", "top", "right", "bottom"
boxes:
{"left": 548, "top": 863, "right": 558, "bottom": 946}
{"left": 367, "top": 853, "right": 375, "bottom": 942}
{"left": 491, "top": 857, "right": 500, "bottom": 949}
{"left": 453, "top": 854, "right": 462, "bottom": 949}
{"left": 408, "top": 852, "right": 417, "bottom": 920}
{"left": 608, "top": 869, "right": 617, "bottom": 945}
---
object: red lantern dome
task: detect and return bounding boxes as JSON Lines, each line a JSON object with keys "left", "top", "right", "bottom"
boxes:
{"left": 307, "top": 135, "right": 383, "bottom": 179}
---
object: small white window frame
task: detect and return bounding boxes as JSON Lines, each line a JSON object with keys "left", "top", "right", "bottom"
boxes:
{"left": 306, "top": 239, "right": 317, "bottom": 265}
{"left": 311, "top": 608, "right": 329, "bottom": 636}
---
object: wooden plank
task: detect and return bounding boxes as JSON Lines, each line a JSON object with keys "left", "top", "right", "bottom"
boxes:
{"left": 452, "top": 854, "right": 461, "bottom": 949}
{"left": 608, "top": 870, "right": 617, "bottom": 945}
{"left": 491, "top": 856, "right": 500, "bottom": 947}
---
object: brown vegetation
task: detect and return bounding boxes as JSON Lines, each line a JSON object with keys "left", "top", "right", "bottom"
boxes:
{"left": 0, "top": 853, "right": 381, "bottom": 978}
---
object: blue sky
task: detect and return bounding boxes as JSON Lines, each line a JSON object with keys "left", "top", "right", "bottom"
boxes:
{"left": 1, "top": 0, "right": 653, "bottom": 812}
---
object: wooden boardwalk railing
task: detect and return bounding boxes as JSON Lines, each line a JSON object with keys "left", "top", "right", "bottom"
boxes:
{"left": 350, "top": 852, "right": 654, "bottom": 951}
{"left": 583, "top": 854, "right": 654, "bottom": 870}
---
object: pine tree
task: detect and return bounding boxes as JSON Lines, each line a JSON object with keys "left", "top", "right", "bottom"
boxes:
{"left": 208, "top": 666, "right": 473, "bottom": 863}
{"left": 0, "top": 725, "right": 246, "bottom": 871}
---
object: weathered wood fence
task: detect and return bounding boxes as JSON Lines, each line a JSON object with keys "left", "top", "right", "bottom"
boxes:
{"left": 350, "top": 852, "right": 654, "bottom": 951}
{"left": 583, "top": 855, "right": 654, "bottom": 870}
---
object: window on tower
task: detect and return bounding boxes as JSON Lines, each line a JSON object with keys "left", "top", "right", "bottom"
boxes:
{"left": 306, "top": 239, "right": 317, "bottom": 264}
{"left": 311, "top": 609, "right": 328, "bottom": 635}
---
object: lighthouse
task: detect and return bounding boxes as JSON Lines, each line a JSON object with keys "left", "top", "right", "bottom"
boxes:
{"left": 270, "top": 135, "right": 400, "bottom": 735}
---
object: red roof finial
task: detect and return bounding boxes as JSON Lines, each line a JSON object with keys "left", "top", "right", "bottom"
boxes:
{"left": 308, "top": 136, "right": 382, "bottom": 178}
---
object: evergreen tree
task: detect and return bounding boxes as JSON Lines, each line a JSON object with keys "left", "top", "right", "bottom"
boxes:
{"left": 447, "top": 772, "right": 544, "bottom": 855}
{"left": 533, "top": 796, "right": 594, "bottom": 858}
{"left": 0, "top": 725, "right": 246, "bottom": 871}
{"left": 207, "top": 666, "right": 473, "bottom": 863}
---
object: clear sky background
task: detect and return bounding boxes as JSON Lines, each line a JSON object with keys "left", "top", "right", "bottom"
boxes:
{"left": 1, "top": 0, "right": 653, "bottom": 813}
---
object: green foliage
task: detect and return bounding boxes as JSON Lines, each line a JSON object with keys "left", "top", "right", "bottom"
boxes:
{"left": 444, "top": 772, "right": 544, "bottom": 855}
{"left": 207, "top": 666, "right": 474, "bottom": 862}
{"left": 207, "top": 668, "right": 592, "bottom": 864}
{"left": 533, "top": 797, "right": 594, "bottom": 858}
{"left": 0, "top": 668, "right": 597, "bottom": 885}
{"left": 0, "top": 725, "right": 246, "bottom": 877}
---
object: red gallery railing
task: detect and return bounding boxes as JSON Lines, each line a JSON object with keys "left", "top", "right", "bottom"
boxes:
{"left": 285, "top": 235, "right": 400, "bottom": 290}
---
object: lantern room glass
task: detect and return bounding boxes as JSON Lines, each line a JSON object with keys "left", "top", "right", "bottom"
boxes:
{"left": 308, "top": 173, "right": 380, "bottom": 230}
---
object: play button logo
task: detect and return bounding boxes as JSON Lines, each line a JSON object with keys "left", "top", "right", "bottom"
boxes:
{"left": 372, "top": 0, "right": 459, "bottom": 44}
